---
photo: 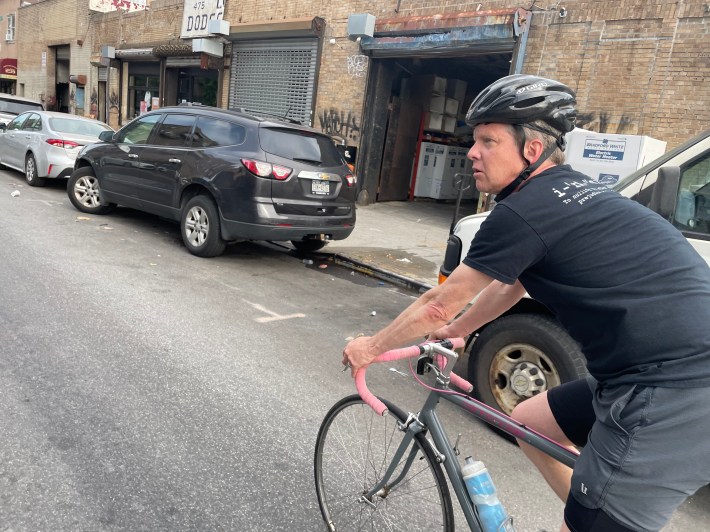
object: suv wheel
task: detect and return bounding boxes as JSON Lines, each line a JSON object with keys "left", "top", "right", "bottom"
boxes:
{"left": 291, "top": 239, "right": 327, "bottom": 252}
{"left": 181, "top": 195, "right": 226, "bottom": 257}
{"left": 25, "top": 154, "right": 46, "bottom": 187}
{"left": 67, "top": 167, "right": 116, "bottom": 215}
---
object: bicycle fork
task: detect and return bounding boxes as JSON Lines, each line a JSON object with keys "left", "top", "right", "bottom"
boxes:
{"left": 358, "top": 412, "right": 428, "bottom": 506}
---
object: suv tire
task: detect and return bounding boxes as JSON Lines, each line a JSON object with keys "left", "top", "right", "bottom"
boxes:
{"left": 67, "top": 167, "right": 116, "bottom": 215}
{"left": 181, "top": 195, "right": 226, "bottom": 257}
{"left": 291, "top": 239, "right": 327, "bottom": 252}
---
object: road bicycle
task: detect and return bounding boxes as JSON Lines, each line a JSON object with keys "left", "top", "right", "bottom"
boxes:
{"left": 313, "top": 338, "right": 579, "bottom": 531}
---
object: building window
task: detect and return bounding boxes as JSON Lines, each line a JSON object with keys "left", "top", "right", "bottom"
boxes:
{"left": 6, "top": 13, "right": 15, "bottom": 42}
{"left": 127, "top": 74, "right": 159, "bottom": 119}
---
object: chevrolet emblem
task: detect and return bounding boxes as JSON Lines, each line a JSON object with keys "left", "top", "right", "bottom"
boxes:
{"left": 318, "top": 173, "right": 330, "bottom": 180}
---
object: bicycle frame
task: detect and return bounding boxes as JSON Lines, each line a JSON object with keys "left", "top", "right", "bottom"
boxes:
{"left": 361, "top": 350, "right": 579, "bottom": 530}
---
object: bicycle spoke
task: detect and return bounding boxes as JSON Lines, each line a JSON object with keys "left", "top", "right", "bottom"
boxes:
{"left": 315, "top": 396, "right": 453, "bottom": 531}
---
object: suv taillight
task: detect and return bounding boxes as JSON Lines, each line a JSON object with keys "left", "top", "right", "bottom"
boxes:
{"left": 345, "top": 174, "right": 357, "bottom": 187}
{"left": 241, "top": 158, "right": 293, "bottom": 180}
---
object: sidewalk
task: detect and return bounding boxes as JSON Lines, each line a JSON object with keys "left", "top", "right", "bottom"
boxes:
{"left": 324, "top": 199, "right": 478, "bottom": 291}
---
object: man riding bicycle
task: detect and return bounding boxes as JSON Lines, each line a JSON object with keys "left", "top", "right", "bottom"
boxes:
{"left": 343, "top": 74, "right": 710, "bottom": 531}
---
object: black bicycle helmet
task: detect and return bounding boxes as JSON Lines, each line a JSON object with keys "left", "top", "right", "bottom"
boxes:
{"left": 466, "top": 75, "right": 577, "bottom": 201}
{"left": 466, "top": 74, "right": 577, "bottom": 138}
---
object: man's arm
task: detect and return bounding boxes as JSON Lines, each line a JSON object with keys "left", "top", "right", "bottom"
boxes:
{"left": 343, "top": 263, "right": 494, "bottom": 373}
{"left": 429, "top": 279, "right": 526, "bottom": 340}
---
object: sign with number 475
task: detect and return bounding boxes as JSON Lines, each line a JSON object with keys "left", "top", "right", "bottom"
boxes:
{"left": 180, "top": 0, "right": 224, "bottom": 39}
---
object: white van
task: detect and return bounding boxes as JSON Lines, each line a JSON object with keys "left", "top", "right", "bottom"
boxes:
{"left": 439, "top": 128, "right": 710, "bottom": 416}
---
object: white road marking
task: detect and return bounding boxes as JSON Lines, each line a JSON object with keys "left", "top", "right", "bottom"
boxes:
{"left": 243, "top": 300, "right": 305, "bottom": 323}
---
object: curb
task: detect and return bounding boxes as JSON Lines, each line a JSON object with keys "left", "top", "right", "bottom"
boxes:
{"left": 330, "top": 252, "right": 434, "bottom": 294}
{"left": 273, "top": 241, "right": 435, "bottom": 294}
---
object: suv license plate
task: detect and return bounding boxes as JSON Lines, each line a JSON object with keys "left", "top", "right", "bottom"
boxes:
{"left": 311, "top": 180, "right": 330, "bottom": 195}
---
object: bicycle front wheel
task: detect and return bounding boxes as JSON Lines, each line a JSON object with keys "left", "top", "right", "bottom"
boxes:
{"left": 314, "top": 394, "right": 454, "bottom": 531}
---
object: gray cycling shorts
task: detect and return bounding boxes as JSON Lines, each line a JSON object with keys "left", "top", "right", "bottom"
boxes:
{"left": 566, "top": 380, "right": 710, "bottom": 531}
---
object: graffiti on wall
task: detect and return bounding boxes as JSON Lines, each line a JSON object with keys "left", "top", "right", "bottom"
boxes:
{"left": 89, "top": 89, "right": 99, "bottom": 119}
{"left": 109, "top": 91, "right": 119, "bottom": 111}
{"left": 347, "top": 55, "right": 368, "bottom": 78}
{"left": 89, "top": 0, "right": 146, "bottom": 12}
{"left": 319, "top": 108, "right": 361, "bottom": 142}
{"left": 576, "top": 111, "right": 636, "bottom": 135}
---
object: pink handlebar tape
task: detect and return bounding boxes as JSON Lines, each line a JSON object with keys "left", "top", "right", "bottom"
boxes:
{"left": 354, "top": 338, "right": 471, "bottom": 416}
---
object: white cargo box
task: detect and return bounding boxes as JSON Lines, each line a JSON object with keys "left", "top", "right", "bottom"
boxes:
{"left": 564, "top": 128, "right": 667, "bottom": 187}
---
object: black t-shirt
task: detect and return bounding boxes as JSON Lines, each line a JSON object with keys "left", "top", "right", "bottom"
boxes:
{"left": 464, "top": 165, "right": 710, "bottom": 386}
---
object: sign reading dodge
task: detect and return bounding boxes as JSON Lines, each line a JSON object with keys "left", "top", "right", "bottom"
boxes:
{"left": 181, "top": 0, "right": 225, "bottom": 39}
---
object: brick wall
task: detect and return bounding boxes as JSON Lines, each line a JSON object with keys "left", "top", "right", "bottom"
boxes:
{"left": 16, "top": 0, "right": 79, "bottom": 104}
{"left": 15, "top": 0, "right": 710, "bottom": 149}
{"left": 224, "top": 0, "right": 709, "bottom": 149}
{"left": 524, "top": 2, "right": 710, "bottom": 147}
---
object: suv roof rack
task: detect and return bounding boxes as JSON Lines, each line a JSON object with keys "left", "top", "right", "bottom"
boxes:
{"left": 235, "top": 107, "right": 302, "bottom": 125}
{"left": 178, "top": 102, "right": 206, "bottom": 107}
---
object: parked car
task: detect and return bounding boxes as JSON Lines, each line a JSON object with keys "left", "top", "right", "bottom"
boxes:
{"left": 439, "top": 128, "right": 710, "bottom": 418}
{"left": 0, "top": 111, "right": 113, "bottom": 187}
{"left": 67, "top": 105, "right": 357, "bottom": 257}
{"left": 0, "top": 94, "right": 43, "bottom": 128}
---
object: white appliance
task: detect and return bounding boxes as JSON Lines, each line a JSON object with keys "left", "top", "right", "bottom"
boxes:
{"left": 413, "top": 142, "right": 448, "bottom": 197}
{"left": 432, "top": 147, "right": 467, "bottom": 200}
{"left": 564, "top": 128, "right": 667, "bottom": 187}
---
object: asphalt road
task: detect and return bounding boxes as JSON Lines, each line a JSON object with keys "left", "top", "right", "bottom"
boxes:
{"left": 0, "top": 169, "right": 707, "bottom": 531}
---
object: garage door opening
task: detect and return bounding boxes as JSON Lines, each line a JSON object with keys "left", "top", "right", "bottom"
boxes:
{"left": 355, "top": 9, "right": 530, "bottom": 212}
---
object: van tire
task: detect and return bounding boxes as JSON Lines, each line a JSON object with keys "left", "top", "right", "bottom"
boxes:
{"left": 467, "top": 314, "right": 586, "bottom": 434}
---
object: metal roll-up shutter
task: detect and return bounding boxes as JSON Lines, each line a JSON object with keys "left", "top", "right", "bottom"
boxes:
{"left": 98, "top": 67, "right": 108, "bottom": 82}
{"left": 229, "top": 38, "right": 318, "bottom": 126}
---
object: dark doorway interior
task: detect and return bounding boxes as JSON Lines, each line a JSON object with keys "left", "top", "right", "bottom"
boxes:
{"left": 56, "top": 82, "right": 69, "bottom": 113}
{"left": 176, "top": 67, "right": 218, "bottom": 106}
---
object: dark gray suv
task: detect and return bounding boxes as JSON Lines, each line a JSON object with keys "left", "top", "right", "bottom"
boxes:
{"left": 67, "top": 106, "right": 356, "bottom": 257}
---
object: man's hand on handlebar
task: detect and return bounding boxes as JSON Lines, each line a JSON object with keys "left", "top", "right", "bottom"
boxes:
{"left": 342, "top": 336, "right": 380, "bottom": 377}
{"left": 427, "top": 324, "right": 456, "bottom": 342}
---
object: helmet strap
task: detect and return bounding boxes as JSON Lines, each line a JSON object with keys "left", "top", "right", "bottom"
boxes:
{"left": 494, "top": 142, "right": 559, "bottom": 202}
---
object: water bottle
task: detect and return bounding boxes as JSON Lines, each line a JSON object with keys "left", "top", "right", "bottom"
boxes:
{"left": 462, "top": 456, "right": 516, "bottom": 532}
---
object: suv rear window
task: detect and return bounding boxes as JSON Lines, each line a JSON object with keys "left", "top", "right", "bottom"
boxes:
{"left": 260, "top": 127, "right": 344, "bottom": 167}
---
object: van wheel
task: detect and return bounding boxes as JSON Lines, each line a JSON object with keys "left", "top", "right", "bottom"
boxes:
{"left": 467, "top": 314, "right": 586, "bottom": 429}
{"left": 291, "top": 239, "right": 327, "bottom": 252}
{"left": 67, "top": 167, "right": 116, "bottom": 214}
{"left": 25, "top": 154, "right": 46, "bottom": 187}
{"left": 181, "top": 195, "right": 226, "bottom": 257}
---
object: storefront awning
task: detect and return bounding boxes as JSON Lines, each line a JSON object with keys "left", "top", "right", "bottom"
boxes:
{"left": 152, "top": 43, "right": 194, "bottom": 57}
{"left": 359, "top": 8, "right": 529, "bottom": 58}
{"left": 0, "top": 58, "right": 17, "bottom": 80}
{"left": 114, "top": 47, "right": 156, "bottom": 59}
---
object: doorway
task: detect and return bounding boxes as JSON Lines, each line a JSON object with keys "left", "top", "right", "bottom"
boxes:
{"left": 177, "top": 68, "right": 218, "bottom": 106}
{"left": 359, "top": 54, "right": 511, "bottom": 205}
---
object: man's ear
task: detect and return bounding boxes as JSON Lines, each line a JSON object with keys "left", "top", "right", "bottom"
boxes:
{"left": 523, "top": 137, "right": 545, "bottom": 164}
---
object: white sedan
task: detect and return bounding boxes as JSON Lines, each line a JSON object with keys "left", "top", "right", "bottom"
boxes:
{"left": 0, "top": 111, "right": 113, "bottom": 187}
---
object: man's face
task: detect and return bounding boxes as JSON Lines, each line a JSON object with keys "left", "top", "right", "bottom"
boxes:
{"left": 467, "top": 123, "right": 527, "bottom": 194}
